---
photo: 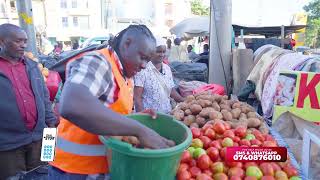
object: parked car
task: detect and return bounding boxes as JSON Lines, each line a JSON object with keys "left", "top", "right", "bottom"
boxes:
{"left": 79, "top": 36, "right": 111, "bottom": 49}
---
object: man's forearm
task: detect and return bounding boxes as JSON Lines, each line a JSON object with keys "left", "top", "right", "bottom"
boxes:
{"left": 60, "top": 83, "right": 146, "bottom": 137}
{"left": 134, "top": 98, "right": 144, "bottom": 112}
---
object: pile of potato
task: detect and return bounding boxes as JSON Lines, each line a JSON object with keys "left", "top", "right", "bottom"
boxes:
{"left": 171, "top": 92, "right": 269, "bottom": 134}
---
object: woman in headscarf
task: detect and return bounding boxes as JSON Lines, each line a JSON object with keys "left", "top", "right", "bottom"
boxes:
{"left": 134, "top": 36, "right": 185, "bottom": 114}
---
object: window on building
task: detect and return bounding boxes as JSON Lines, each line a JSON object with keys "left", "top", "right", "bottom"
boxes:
{"left": 73, "top": 17, "right": 78, "bottom": 27}
{"left": 0, "top": 2, "right": 5, "bottom": 14}
{"left": 79, "top": 16, "right": 89, "bottom": 30}
{"left": 165, "top": 3, "right": 173, "bottom": 15}
{"left": 62, "top": 17, "right": 68, "bottom": 28}
{"left": 86, "top": 0, "right": 89, "bottom": 8}
{"left": 10, "top": 0, "right": 16, "bottom": 12}
{"left": 72, "top": 0, "right": 77, "bottom": 8}
{"left": 60, "top": 0, "right": 67, "bottom": 8}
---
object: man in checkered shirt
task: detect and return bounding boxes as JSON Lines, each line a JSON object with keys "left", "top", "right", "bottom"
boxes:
{"left": 49, "top": 25, "right": 174, "bottom": 179}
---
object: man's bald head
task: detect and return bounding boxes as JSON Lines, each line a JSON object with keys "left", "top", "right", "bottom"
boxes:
{"left": 0, "top": 23, "right": 25, "bottom": 40}
{"left": 0, "top": 23, "right": 27, "bottom": 60}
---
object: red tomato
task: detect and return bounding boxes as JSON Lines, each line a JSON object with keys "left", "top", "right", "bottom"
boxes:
{"left": 177, "top": 170, "right": 191, "bottom": 180}
{"left": 261, "top": 176, "right": 276, "bottom": 180}
{"left": 178, "top": 163, "right": 189, "bottom": 173}
{"left": 269, "top": 162, "right": 281, "bottom": 171}
{"left": 203, "top": 169, "right": 213, "bottom": 177}
{"left": 209, "top": 140, "right": 222, "bottom": 150}
{"left": 181, "top": 150, "right": 192, "bottom": 163}
{"left": 189, "top": 159, "right": 197, "bottom": 167}
{"left": 199, "top": 136, "right": 212, "bottom": 149}
{"left": 230, "top": 176, "right": 242, "bottom": 180}
{"left": 262, "top": 141, "right": 277, "bottom": 147}
{"left": 204, "top": 128, "right": 216, "bottom": 140}
{"left": 197, "top": 154, "right": 211, "bottom": 170}
{"left": 220, "top": 147, "right": 227, "bottom": 160}
{"left": 189, "top": 166, "right": 202, "bottom": 178}
{"left": 233, "top": 136, "right": 241, "bottom": 143}
{"left": 244, "top": 176, "right": 258, "bottom": 180}
{"left": 212, "top": 172, "right": 228, "bottom": 180}
{"left": 206, "top": 147, "right": 220, "bottom": 162}
{"left": 196, "top": 173, "right": 213, "bottom": 180}
{"left": 202, "top": 124, "right": 213, "bottom": 132}
{"left": 252, "top": 129, "right": 261, "bottom": 137}
{"left": 226, "top": 162, "right": 243, "bottom": 168}
{"left": 227, "top": 167, "right": 245, "bottom": 178}
{"left": 255, "top": 133, "right": 266, "bottom": 142}
{"left": 239, "top": 139, "right": 251, "bottom": 146}
{"left": 234, "top": 126, "right": 247, "bottom": 138}
{"left": 191, "top": 127, "right": 202, "bottom": 138}
{"left": 283, "top": 164, "right": 298, "bottom": 177}
{"left": 244, "top": 162, "right": 258, "bottom": 169}
{"left": 224, "top": 122, "right": 231, "bottom": 130}
{"left": 259, "top": 163, "right": 274, "bottom": 176}
{"left": 213, "top": 122, "right": 226, "bottom": 134}
{"left": 233, "top": 142, "right": 239, "bottom": 147}
{"left": 250, "top": 139, "right": 262, "bottom": 146}
{"left": 223, "top": 130, "right": 235, "bottom": 139}
{"left": 263, "top": 134, "right": 275, "bottom": 141}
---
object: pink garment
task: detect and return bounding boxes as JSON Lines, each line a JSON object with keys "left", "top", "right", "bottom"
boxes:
{"left": 261, "top": 53, "right": 310, "bottom": 118}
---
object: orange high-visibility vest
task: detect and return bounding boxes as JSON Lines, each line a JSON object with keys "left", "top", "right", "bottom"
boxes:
{"left": 50, "top": 48, "right": 133, "bottom": 174}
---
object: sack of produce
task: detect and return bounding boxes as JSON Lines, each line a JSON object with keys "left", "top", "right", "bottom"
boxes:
{"left": 179, "top": 81, "right": 208, "bottom": 97}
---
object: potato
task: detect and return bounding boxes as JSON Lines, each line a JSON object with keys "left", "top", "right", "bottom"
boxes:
{"left": 198, "top": 99, "right": 212, "bottom": 108}
{"left": 241, "top": 106, "right": 252, "bottom": 114}
{"left": 128, "top": 136, "right": 140, "bottom": 146}
{"left": 196, "top": 95, "right": 212, "bottom": 101}
{"left": 232, "top": 102, "right": 242, "bottom": 109}
{"left": 231, "top": 108, "right": 241, "bottom": 119}
{"left": 239, "top": 113, "right": 247, "bottom": 119}
{"left": 222, "top": 95, "right": 228, "bottom": 100}
{"left": 247, "top": 112, "right": 257, "bottom": 118}
{"left": 199, "top": 107, "right": 215, "bottom": 118}
{"left": 247, "top": 118, "right": 261, "bottom": 128}
{"left": 214, "top": 95, "right": 223, "bottom": 103}
{"left": 173, "top": 110, "right": 185, "bottom": 121}
{"left": 185, "top": 109, "right": 192, "bottom": 116}
{"left": 186, "top": 95, "right": 195, "bottom": 102}
{"left": 221, "top": 109, "right": 233, "bottom": 121}
{"left": 220, "top": 104, "right": 232, "bottom": 111}
{"left": 183, "top": 115, "right": 196, "bottom": 126}
{"left": 190, "top": 104, "right": 202, "bottom": 114}
{"left": 195, "top": 117, "right": 206, "bottom": 127}
{"left": 179, "top": 102, "right": 189, "bottom": 111}
{"left": 190, "top": 123, "right": 199, "bottom": 128}
{"left": 212, "top": 102, "right": 221, "bottom": 111}
{"left": 208, "top": 111, "right": 223, "bottom": 120}
{"left": 227, "top": 119, "right": 243, "bottom": 129}
{"left": 259, "top": 123, "right": 269, "bottom": 134}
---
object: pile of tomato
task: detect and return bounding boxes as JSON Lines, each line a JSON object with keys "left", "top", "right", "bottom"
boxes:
{"left": 177, "top": 121, "right": 301, "bottom": 180}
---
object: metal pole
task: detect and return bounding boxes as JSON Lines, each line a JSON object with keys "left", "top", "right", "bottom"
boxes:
{"left": 16, "top": 0, "right": 37, "bottom": 56}
{"left": 209, "top": 0, "right": 232, "bottom": 93}
{"left": 281, "top": 25, "right": 285, "bottom": 48}
{"left": 5, "top": 0, "right": 12, "bottom": 23}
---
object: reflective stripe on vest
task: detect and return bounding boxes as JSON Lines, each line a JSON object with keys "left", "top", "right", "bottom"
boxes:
{"left": 56, "top": 136, "right": 106, "bottom": 156}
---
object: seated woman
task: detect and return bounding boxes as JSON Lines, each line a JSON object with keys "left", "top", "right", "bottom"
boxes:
{"left": 134, "top": 36, "right": 185, "bottom": 114}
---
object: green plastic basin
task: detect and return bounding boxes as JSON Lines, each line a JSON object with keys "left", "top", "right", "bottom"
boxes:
{"left": 99, "top": 113, "right": 192, "bottom": 180}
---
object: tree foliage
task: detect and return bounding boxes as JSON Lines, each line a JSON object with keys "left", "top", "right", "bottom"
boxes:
{"left": 304, "top": 0, "right": 320, "bottom": 47}
{"left": 190, "top": 0, "right": 209, "bottom": 16}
